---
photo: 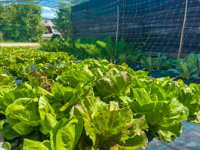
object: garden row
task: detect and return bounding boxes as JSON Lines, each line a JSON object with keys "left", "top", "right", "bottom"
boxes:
{"left": 0, "top": 46, "right": 199, "bottom": 150}
{"left": 41, "top": 37, "right": 200, "bottom": 82}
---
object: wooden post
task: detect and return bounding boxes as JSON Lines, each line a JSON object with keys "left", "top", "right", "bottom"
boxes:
{"left": 115, "top": 6, "right": 120, "bottom": 58}
{"left": 123, "top": 0, "right": 125, "bottom": 39}
{"left": 178, "top": 0, "right": 188, "bottom": 58}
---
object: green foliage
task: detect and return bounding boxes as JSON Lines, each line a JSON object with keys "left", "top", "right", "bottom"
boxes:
{"left": 140, "top": 54, "right": 168, "bottom": 72}
{"left": 51, "top": 34, "right": 62, "bottom": 41}
{"left": 53, "top": 1, "right": 71, "bottom": 39}
{"left": 119, "top": 53, "right": 127, "bottom": 64}
{"left": 0, "top": 32, "right": 3, "bottom": 42}
{"left": 41, "top": 37, "right": 129, "bottom": 63}
{"left": 130, "top": 88, "right": 188, "bottom": 141}
{"left": 0, "top": 4, "right": 45, "bottom": 42}
{"left": 0, "top": 74, "right": 16, "bottom": 87}
{"left": 73, "top": 98, "right": 148, "bottom": 149}
{"left": 50, "top": 117, "right": 83, "bottom": 150}
{"left": 23, "top": 139, "right": 50, "bottom": 150}
{"left": 96, "top": 36, "right": 115, "bottom": 62}
{"left": 169, "top": 57, "right": 199, "bottom": 80}
{"left": 175, "top": 81, "right": 200, "bottom": 123}
{"left": 0, "top": 47, "right": 200, "bottom": 149}
{"left": 140, "top": 56, "right": 154, "bottom": 72}
{"left": 187, "top": 53, "right": 200, "bottom": 76}
{"left": 5, "top": 142, "right": 11, "bottom": 150}
{"left": 153, "top": 53, "right": 167, "bottom": 70}
{"left": 116, "top": 38, "right": 127, "bottom": 56}
{"left": 41, "top": 38, "right": 71, "bottom": 52}
{"left": 128, "top": 49, "right": 143, "bottom": 64}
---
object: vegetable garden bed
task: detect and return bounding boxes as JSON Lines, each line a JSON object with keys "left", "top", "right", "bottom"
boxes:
{"left": 0, "top": 46, "right": 199, "bottom": 150}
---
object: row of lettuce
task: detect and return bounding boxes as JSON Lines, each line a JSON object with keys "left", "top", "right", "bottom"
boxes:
{"left": 0, "top": 47, "right": 200, "bottom": 150}
{"left": 41, "top": 37, "right": 200, "bottom": 81}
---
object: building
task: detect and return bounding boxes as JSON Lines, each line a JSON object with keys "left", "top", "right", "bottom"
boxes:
{"left": 42, "top": 19, "right": 61, "bottom": 40}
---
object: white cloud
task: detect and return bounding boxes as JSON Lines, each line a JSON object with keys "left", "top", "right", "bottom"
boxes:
{"left": 42, "top": 12, "right": 56, "bottom": 19}
{"left": 43, "top": 6, "right": 52, "bottom": 11}
{"left": 42, "top": 6, "right": 56, "bottom": 19}
{"left": 42, "top": 6, "right": 58, "bottom": 11}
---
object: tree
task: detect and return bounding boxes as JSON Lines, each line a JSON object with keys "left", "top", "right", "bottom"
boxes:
{"left": 0, "top": 4, "right": 46, "bottom": 42}
{"left": 53, "top": 0, "right": 72, "bottom": 39}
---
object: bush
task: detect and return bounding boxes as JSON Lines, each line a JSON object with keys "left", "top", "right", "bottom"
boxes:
{"left": 0, "top": 32, "right": 3, "bottom": 42}
{"left": 51, "top": 34, "right": 62, "bottom": 41}
{"left": 40, "top": 38, "right": 70, "bottom": 52}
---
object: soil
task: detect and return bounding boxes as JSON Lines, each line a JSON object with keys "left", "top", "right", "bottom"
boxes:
{"left": 0, "top": 43, "right": 40, "bottom": 47}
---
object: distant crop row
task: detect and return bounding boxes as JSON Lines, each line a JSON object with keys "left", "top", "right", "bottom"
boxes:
{"left": 41, "top": 37, "right": 200, "bottom": 81}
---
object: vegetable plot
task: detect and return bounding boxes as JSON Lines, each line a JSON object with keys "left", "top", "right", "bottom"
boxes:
{"left": 0, "top": 47, "right": 199, "bottom": 150}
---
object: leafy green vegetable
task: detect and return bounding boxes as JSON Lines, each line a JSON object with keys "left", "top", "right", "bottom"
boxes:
{"left": 95, "top": 71, "right": 133, "bottom": 102}
{"left": 1, "top": 46, "right": 200, "bottom": 150}
{"left": 39, "top": 97, "right": 57, "bottom": 135}
{"left": 23, "top": 139, "right": 50, "bottom": 150}
{"left": 130, "top": 87, "right": 189, "bottom": 141}
{"left": 50, "top": 117, "right": 83, "bottom": 150}
{"left": 175, "top": 82, "right": 200, "bottom": 124}
{"left": 6, "top": 98, "right": 40, "bottom": 135}
{"left": 0, "top": 74, "right": 15, "bottom": 87}
{"left": 73, "top": 97, "right": 148, "bottom": 149}
{"left": 5, "top": 142, "right": 11, "bottom": 150}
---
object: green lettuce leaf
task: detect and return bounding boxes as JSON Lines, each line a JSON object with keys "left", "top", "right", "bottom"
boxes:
{"left": 39, "top": 97, "right": 57, "bottom": 135}
{"left": 95, "top": 71, "right": 133, "bottom": 101}
{"left": 73, "top": 98, "right": 148, "bottom": 149}
{"left": 50, "top": 117, "right": 83, "bottom": 150}
{"left": 23, "top": 139, "right": 50, "bottom": 150}
{"left": 6, "top": 98, "right": 40, "bottom": 135}
{"left": 129, "top": 97, "right": 188, "bottom": 141}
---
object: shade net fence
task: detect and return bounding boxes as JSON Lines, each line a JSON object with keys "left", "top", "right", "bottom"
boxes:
{"left": 71, "top": 0, "right": 200, "bottom": 57}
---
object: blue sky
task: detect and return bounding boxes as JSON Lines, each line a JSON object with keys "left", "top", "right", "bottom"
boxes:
{"left": 41, "top": 6, "right": 56, "bottom": 19}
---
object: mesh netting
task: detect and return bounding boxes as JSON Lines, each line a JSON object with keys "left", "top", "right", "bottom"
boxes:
{"left": 2, "top": 0, "right": 200, "bottom": 57}
{"left": 71, "top": 0, "right": 200, "bottom": 56}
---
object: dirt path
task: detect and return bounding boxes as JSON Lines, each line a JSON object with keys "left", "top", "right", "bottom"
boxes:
{"left": 0, "top": 43, "right": 40, "bottom": 47}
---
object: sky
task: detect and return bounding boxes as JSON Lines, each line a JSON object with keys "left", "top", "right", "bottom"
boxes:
{"left": 41, "top": 0, "right": 90, "bottom": 19}
{"left": 41, "top": 6, "right": 57, "bottom": 19}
